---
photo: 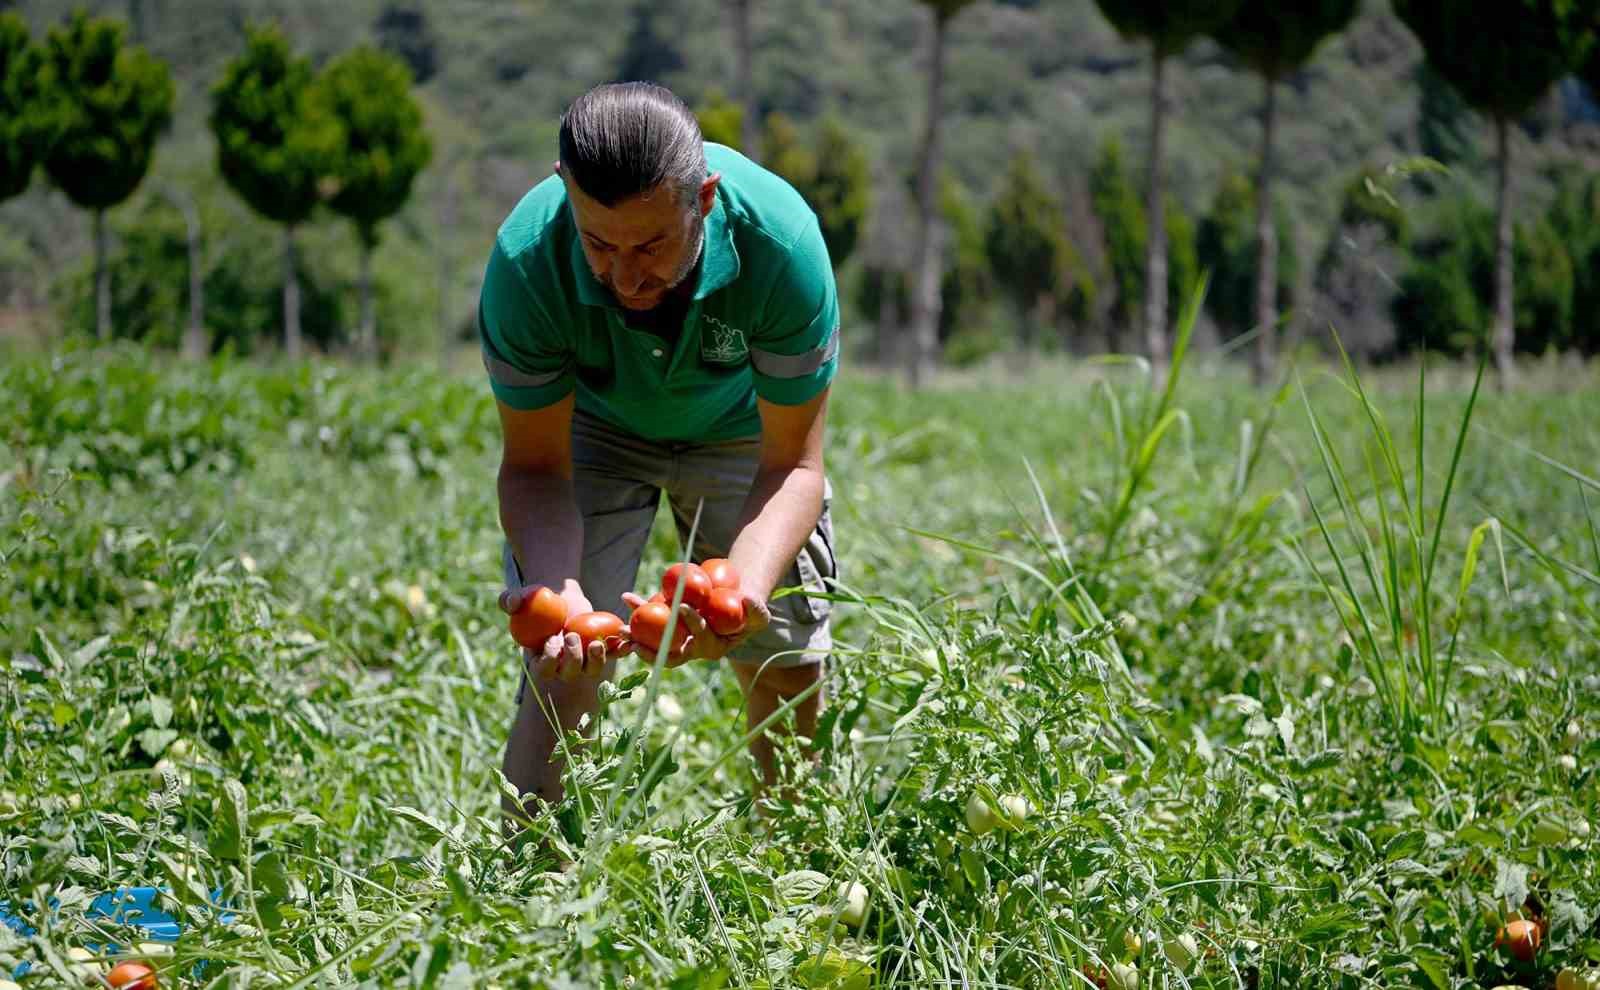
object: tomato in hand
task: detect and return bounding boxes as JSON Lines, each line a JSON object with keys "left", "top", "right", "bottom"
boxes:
{"left": 701, "top": 587, "right": 746, "bottom": 636}
{"left": 509, "top": 586, "right": 568, "bottom": 648}
{"left": 700, "top": 557, "right": 740, "bottom": 590}
{"left": 661, "top": 563, "right": 712, "bottom": 611}
{"left": 564, "top": 611, "right": 625, "bottom": 652}
{"left": 629, "top": 601, "right": 689, "bottom": 658}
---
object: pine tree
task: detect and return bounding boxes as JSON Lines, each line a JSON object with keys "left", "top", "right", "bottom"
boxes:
{"left": 316, "top": 45, "right": 433, "bottom": 361}
{"left": 211, "top": 25, "right": 340, "bottom": 358}
{"left": 37, "top": 10, "right": 174, "bottom": 341}
{"left": 1210, "top": 0, "right": 1357, "bottom": 384}
{"left": 1391, "top": 0, "right": 1597, "bottom": 384}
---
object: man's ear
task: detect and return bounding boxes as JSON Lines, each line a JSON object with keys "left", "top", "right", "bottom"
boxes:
{"left": 699, "top": 172, "right": 722, "bottom": 219}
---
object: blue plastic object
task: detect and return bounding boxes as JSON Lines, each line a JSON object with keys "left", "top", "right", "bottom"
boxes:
{"left": 0, "top": 885, "right": 237, "bottom": 980}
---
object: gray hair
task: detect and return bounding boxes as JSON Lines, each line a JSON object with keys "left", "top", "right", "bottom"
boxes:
{"left": 557, "top": 82, "right": 706, "bottom": 208}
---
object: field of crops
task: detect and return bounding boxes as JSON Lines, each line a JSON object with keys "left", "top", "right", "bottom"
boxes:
{"left": 2, "top": 339, "right": 1598, "bottom": 990}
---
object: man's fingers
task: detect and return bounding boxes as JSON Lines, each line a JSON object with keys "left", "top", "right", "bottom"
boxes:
{"left": 530, "top": 646, "right": 557, "bottom": 682}
{"left": 677, "top": 603, "right": 707, "bottom": 636}
{"left": 620, "top": 591, "right": 646, "bottom": 611}
{"left": 499, "top": 587, "right": 525, "bottom": 615}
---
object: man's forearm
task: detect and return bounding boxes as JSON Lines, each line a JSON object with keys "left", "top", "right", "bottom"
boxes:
{"left": 498, "top": 466, "right": 588, "bottom": 608}
{"left": 726, "top": 465, "right": 826, "bottom": 603}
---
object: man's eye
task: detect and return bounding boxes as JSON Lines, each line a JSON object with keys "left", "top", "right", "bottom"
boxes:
{"left": 637, "top": 244, "right": 658, "bottom": 257}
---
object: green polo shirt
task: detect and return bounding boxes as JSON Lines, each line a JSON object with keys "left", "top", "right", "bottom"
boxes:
{"left": 477, "top": 143, "right": 840, "bottom": 443}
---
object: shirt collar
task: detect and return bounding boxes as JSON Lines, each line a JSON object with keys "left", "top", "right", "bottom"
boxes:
{"left": 570, "top": 188, "right": 740, "bottom": 309}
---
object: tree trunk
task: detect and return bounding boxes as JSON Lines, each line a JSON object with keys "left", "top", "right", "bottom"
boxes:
{"left": 1491, "top": 113, "right": 1515, "bottom": 388}
{"left": 94, "top": 209, "right": 111, "bottom": 342}
{"left": 1143, "top": 50, "right": 1170, "bottom": 388}
{"left": 359, "top": 236, "right": 377, "bottom": 361}
{"left": 733, "top": 0, "right": 759, "bottom": 160}
{"left": 283, "top": 224, "right": 303, "bottom": 359}
{"left": 1252, "top": 74, "right": 1279, "bottom": 388}
{"left": 907, "top": 11, "right": 949, "bottom": 389}
{"left": 178, "top": 191, "right": 205, "bottom": 359}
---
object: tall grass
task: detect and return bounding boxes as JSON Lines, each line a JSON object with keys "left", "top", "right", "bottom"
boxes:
{"left": 1292, "top": 341, "right": 1506, "bottom": 743}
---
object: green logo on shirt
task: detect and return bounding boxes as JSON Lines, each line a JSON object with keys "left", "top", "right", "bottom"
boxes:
{"left": 702, "top": 314, "right": 749, "bottom": 364}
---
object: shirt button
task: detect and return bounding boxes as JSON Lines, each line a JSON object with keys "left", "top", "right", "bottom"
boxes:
{"left": 651, "top": 348, "right": 664, "bottom": 357}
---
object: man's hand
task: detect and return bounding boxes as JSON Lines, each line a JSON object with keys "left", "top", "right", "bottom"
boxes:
{"left": 498, "top": 583, "right": 622, "bottom": 682}
{"left": 619, "top": 590, "right": 772, "bottom": 667}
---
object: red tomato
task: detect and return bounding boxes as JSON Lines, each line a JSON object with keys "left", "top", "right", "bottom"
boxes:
{"left": 629, "top": 602, "right": 689, "bottom": 657}
{"left": 509, "top": 586, "right": 568, "bottom": 649}
{"left": 701, "top": 587, "right": 746, "bottom": 636}
{"left": 648, "top": 591, "right": 666, "bottom": 605}
{"left": 661, "top": 563, "right": 712, "bottom": 611}
{"left": 107, "top": 961, "right": 159, "bottom": 989}
{"left": 700, "top": 558, "right": 741, "bottom": 590}
{"left": 564, "top": 611, "right": 625, "bottom": 652}
{"left": 1496, "top": 919, "right": 1541, "bottom": 961}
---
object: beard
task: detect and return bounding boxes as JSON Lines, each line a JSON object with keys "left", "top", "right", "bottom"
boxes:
{"left": 607, "top": 211, "right": 705, "bottom": 311}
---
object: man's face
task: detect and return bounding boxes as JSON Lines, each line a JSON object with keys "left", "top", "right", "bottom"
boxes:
{"left": 562, "top": 169, "right": 720, "bottom": 311}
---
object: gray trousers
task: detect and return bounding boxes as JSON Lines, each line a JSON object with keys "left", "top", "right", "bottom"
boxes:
{"left": 504, "top": 409, "right": 836, "bottom": 701}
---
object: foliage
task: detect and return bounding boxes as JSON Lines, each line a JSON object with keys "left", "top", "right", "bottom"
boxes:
{"left": 938, "top": 173, "right": 997, "bottom": 359}
{"left": 3, "top": 345, "right": 1597, "bottom": 987}
{"left": 761, "top": 112, "right": 869, "bottom": 269}
{"left": 983, "top": 150, "right": 1089, "bottom": 343}
{"left": 316, "top": 45, "right": 432, "bottom": 249}
{"left": 1391, "top": 0, "right": 1597, "bottom": 120}
{"left": 1545, "top": 170, "right": 1600, "bottom": 355}
{"left": 695, "top": 87, "right": 744, "bottom": 151}
{"left": 1164, "top": 196, "right": 1199, "bottom": 331}
{"left": 373, "top": 3, "right": 438, "bottom": 86}
{"left": 1392, "top": 192, "right": 1580, "bottom": 356}
{"left": 35, "top": 10, "right": 173, "bottom": 212}
{"left": 1334, "top": 164, "right": 1409, "bottom": 246}
{"left": 807, "top": 115, "right": 871, "bottom": 268}
{"left": 209, "top": 25, "right": 337, "bottom": 228}
{"left": 0, "top": 12, "right": 50, "bottom": 202}
{"left": 1089, "top": 139, "right": 1145, "bottom": 332}
{"left": 1416, "top": 60, "right": 1480, "bottom": 169}
{"left": 1211, "top": 0, "right": 1359, "bottom": 80}
{"left": 1196, "top": 170, "right": 1298, "bottom": 341}
{"left": 47, "top": 199, "right": 352, "bottom": 355}
{"left": 1091, "top": 0, "right": 1246, "bottom": 56}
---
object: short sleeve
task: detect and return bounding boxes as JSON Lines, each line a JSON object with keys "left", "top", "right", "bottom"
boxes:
{"left": 750, "top": 218, "right": 840, "bottom": 406}
{"left": 477, "top": 240, "right": 575, "bottom": 410}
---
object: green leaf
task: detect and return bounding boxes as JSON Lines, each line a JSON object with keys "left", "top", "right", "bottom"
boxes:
{"left": 1295, "top": 905, "right": 1363, "bottom": 943}
{"left": 138, "top": 727, "right": 178, "bottom": 758}
{"left": 212, "top": 777, "right": 248, "bottom": 861}
{"left": 1290, "top": 749, "right": 1344, "bottom": 775}
{"left": 51, "top": 702, "right": 76, "bottom": 729}
{"left": 1414, "top": 951, "right": 1451, "bottom": 990}
{"left": 149, "top": 694, "right": 173, "bottom": 729}
{"left": 1383, "top": 830, "right": 1426, "bottom": 862}
{"left": 960, "top": 848, "right": 988, "bottom": 892}
{"left": 391, "top": 805, "right": 452, "bottom": 843}
{"left": 1454, "top": 820, "right": 1503, "bottom": 849}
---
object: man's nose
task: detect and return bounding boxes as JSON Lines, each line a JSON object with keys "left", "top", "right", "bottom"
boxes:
{"left": 611, "top": 259, "right": 644, "bottom": 294}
